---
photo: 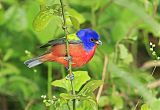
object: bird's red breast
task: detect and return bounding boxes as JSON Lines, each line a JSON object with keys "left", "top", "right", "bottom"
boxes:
{"left": 40, "top": 44, "right": 97, "bottom": 68}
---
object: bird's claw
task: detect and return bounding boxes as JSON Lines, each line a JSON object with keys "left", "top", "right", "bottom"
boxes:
{"left": 66, "top": 73, "right": 74, "bottom": 80}
{"left": 64, "top": 56, "right": 72, "bottom": 62}
{"left": 62, "top": 26, "right": 67, "bottom": 30}
{"left": 65, "top": 67, "right": 69, "bottom": 71}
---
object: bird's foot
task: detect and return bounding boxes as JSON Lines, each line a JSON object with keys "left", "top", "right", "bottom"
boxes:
{"left": 66, "top": 73, "right": 74, "bottom": 80}
{"left": 62, "top": 26, "right": 67, "bottom": 30}
{"left": 65, "top": 67, "right": 69, "bottom": 71}
{"left": 64, "top": 55, "right": 72, "bottom": 62}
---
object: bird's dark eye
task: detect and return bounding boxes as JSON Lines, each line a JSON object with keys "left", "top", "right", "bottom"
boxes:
{"left": 90, "top": 38, "right": 94, "bottom": 42}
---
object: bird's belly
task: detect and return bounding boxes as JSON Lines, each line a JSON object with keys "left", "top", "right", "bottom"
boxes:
{"left": 46, "top": 44, "right": 96, "bottom": 68}
{"left": 53, "top": 51, "right": 94, "bottom": 68}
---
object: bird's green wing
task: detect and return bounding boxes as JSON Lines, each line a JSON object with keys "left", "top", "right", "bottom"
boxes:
{"left": 68, "top": 33, "right": 80, "bottom": 40}
{"left": 40, "top": 34, "right": 81, "bottom": 48}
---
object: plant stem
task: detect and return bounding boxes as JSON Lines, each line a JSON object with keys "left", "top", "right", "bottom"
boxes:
{"left": 48, "top": 62, "right": 52, "bottom": 110}
{"left": 59, "top": 0, "right": 75, "bottom": 110}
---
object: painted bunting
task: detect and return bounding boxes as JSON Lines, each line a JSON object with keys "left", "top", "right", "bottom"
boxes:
{"left": 24, "top": 28, "right": 102, "bottom": 68}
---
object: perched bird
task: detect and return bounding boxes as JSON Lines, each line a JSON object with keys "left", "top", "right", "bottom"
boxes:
{"left": 24, "top": 28, "right": 102, "bottom": 68}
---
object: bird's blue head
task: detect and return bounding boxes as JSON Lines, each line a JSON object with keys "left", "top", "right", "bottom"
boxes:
{"left": 76, "top": 28, "right": 102, "bottom": 51}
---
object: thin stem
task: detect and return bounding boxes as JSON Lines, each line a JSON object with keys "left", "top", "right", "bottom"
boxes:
{"left": 96, "top": 55, "right": 108, "bottom": 101}
{"left": 59, "top": 0, "right": 76, "bottom": 110}
{"left": 48, "top": 62, "right": 52, "bottom": 110}
{"left": 151, "top": 66, "right": 156, "bottom": 76}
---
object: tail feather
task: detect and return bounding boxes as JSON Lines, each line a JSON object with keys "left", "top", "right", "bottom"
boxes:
{"left": 24, "top": 57, "right": 44, "bottom": 68}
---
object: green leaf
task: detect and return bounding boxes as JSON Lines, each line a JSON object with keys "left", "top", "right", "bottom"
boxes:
{"left": 68, "top": 33, "right": 80, "bottom": 41}
{"left": 141, "top": 104, "right": 150, "bottom": 110}
{"left": 119, "top": 44, "right": 128, "bottom": 59}
{"left": 82, "top": 98, "right": 98, "bottom": 110}
{"left": 52, "top": 71, "right": 90, "bottom": 92}
{"left": 33, "top": 4, "right": 61, "bottom": 31}
{"left": 69, "top": 16, "right": 80, "bottom": 30}
{"left": 3, "top": 49, "right": 13, "bottom": 61}
{"left": 150, "top": 99, "right": 160, "bottom": 110}
{"left": 86, "top": 98, "right": 98, "bottom": 110}
{"left": 67, "top": 8, "right": 85, "bottom": 24}
{"left": 111, "top": 94, "right": 124, "bottom": 109}
{"left": 0, "top": 63, "right": 20, "bottom": 77}
{"left": 36, "top": 0, "right": 46, "bottom": 5}
{"left": 123, "top": 53, "right": 133, "bottom": 64}
{"left": 118, "top": 44, "right": 133, "bottom": 64}
{"left": 60, "top": 93, "right": 77, "bottom": 100}
{"left": 78, "top": 80, "right": 103, "bottom": 95}
{"left": 73, "top": 71, "right": 91, "bottom": 91}
{"left": 98, "top": 96, "right": 110, "bottom": 107}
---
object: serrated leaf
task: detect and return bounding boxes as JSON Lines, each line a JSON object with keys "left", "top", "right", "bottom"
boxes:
{"left": 78, "top": 80, "right": 103, "bottom": 95}
{"left": 87, "top": 98, "right": 98, "bottom": 110}
{"left": 82, "top": 98, "right": 98, "bottom": 110}
{"left": 33, "top": 4, "right": 61, "bottom": 31}
{"left": 33, "top": 9, "right": 53, "bottom": 31}
{"left": 52, "top": 71, "right": 90, "bottom": 92}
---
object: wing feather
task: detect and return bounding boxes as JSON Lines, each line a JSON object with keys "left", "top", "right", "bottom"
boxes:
{"left": 40, "top": 38, "right": 82, "bottom": 48}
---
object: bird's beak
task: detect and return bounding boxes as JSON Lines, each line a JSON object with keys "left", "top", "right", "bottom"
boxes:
{"left": 95, "top": 40, "right": 102, "bottom": 45}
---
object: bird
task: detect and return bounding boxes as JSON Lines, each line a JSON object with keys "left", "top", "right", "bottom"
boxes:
{"left": 24, "top": 28, "right": 102, "bottom": 68}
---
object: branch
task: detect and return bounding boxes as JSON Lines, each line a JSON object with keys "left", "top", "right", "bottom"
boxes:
{"left": 25, "top": 99, "right": 36, "bottom": 110}
{"left": 96, "top": 55, "right": 108, "bottom": 101}
{"left": 141, "top": 60, "right": 160, "bottom": 69}
{"left": 147, "top": 80, "right": 160, "bottom": 89}
{"left": 59, "top": 0, "right": 72, "bottom": 75}
{"left": 59, "top": 0, "right": 75, "bottom": 109}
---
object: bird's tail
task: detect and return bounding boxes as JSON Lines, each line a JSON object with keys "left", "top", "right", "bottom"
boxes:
{"left": 24, "top": 55, "right": 48, "bottom": 68}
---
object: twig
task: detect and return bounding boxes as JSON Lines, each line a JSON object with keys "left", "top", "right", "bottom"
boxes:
{"left": 59, "top": 0, "right": 75, "bottom": 110}
{"left": 133, "top": 99, "right": 141, "bottom": 110}
{"left": 25, "top": 99, "right": 36, "bottom": 110}
{"left": 151, "top": 66, "right": 157, "bottom": 76}
{"left": 47, "top": 63, "right": 53, "bottom": 110}
{"left": 96, "top": 55, "right": 108, "bottom": 101}
{"left": 141, "top": 60, "right": 160, "bottom": 69}
{"left": 147, "top": 79, "right": 160, "bottom": 89}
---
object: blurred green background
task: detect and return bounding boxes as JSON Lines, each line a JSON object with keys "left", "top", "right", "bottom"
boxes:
{"left": 0, "top": 0, "right": 160, "bottom": 110}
